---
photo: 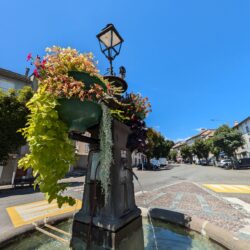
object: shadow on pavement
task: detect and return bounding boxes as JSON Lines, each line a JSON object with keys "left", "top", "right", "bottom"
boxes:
{"left": 0, "top": 186, "right": 40, "bottom": 198}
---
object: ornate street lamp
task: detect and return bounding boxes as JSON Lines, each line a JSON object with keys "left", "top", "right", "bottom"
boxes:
{"left": 97, "top": 24, "right": 128, "bottom": 92}
{"left": 96, "top": 24, "right": 124, "bottom": 76}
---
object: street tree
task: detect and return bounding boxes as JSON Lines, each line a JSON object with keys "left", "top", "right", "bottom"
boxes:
{"left": 0, "top": 87, "right": 33, "bottom": 165}
{"left": 192, "top": 139, "right": 210, "bottom": 161}
{"left": 145, "top": 128, "right": 174, "bottom": 162}
{"left": 180, "top": 145, "right": 193, "bottom": 163}
{"left": 169, "top": 150, "right": 178, "bottom": 162}
{"left": 207, "top": 138, "right": 220, "bottom": 161}
{"left": 212, "top": 125, "right": 244, "bottom": 159}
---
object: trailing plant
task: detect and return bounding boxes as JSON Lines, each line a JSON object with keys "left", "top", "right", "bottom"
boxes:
{"left": 19, "top": 88, "right": 76, "bottom": 207}
{"left": 19, "top": 46, "right": 151, "bottom": 207}
{"left": 99, "top": 103, "right": 113, "bottom": 203}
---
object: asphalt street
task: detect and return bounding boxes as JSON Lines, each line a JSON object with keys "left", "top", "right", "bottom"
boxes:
{"left": 1, "top": 164, "right": 250, "bottom": 240}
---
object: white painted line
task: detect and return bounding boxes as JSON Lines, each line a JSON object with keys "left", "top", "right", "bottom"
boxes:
{"left": 15, "top": 201, "right": 49, "bottom": 210}
{"left": 20, "top": 207, "right": 63, "bottom": 221}
{"left": 223, "top": 197, "right": 250, "bottom": 213}
{"left": 16, "top": 203, "right": 57, "bottom": 213}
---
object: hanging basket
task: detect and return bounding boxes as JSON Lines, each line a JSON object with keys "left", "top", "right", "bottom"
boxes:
{"left": 57, "top": 98, "right": 102, "bottom": 133}
{"left": 57, "top": 71, "right": 106, "bottom": 133}
{"left": 68, "top": 71, "right": 107, "bottom": 92}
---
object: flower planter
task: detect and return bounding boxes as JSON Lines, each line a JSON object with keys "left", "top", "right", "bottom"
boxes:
{"left": 68, "top": 71, "right": 107, "bottom": 92}
{"left": 56, "top": 71, "right": 108, "bottom": 133}
{"left": 104, "top": 75, "right": 128, "bottom": 93}
{"left": 57, "top": 98, "right": 102, "bottom": 133}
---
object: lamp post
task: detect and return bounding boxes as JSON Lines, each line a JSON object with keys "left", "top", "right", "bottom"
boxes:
{"left": 97, "top": 24, "right": 128, "bottom": 93}
{"left": 96, "top": 24, "right": 124, "bottom": 76}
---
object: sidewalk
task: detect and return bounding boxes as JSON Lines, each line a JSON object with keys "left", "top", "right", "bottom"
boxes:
{"left": 135, "top": 181, "right": 250, "bottom": 242}
{"left": 0, "top": 170, "right": 86, "bottom": 191}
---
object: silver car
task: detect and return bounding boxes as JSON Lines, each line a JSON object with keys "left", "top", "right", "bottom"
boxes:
{"left": 218, "top": 159, "right": 233, "bottom": 168}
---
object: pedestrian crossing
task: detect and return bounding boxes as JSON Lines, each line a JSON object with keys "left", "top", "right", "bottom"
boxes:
{"left": 203, "top": 184, "right": 250, "bottom": 193}
{"left": 6, "top": 199, "right": 82, "bottom": 228}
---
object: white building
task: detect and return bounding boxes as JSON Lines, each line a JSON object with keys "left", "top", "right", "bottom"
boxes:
{"left": 233, "top": 117, "right": 250, "bottom": 159}
{"left": 131, "top": 150, "right": 147, "bottom": 167}
{"left": 0, "top": 68, "right": 32, "bottom": 91}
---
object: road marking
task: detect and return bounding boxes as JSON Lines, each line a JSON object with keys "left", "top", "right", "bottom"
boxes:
{"left": 196, "top": 194, "right": 211, "bottom": 213}
{"left": 6, "top": 199, "right": 82, "bottom": 228}
{"left": 203, "top": 184, "right": 250, "bottom": 193}
{"left": 169, "top": 192, "right": 183, "bottom": 210}
{"left": 223, "top": 197, "right": 250, "bottom": 213}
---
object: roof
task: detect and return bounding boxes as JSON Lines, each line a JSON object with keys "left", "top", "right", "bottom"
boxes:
{"left": 186, "top": 129, "right": 215, "bottom": 142}
{"left": 0, "top": 68, "right": 31, "bottom": 84}
{"left": 233, "top": 116, "right": 250, "bottom": 128}
{"left": 172, "top": 141, "right": 185, "bottom": 149}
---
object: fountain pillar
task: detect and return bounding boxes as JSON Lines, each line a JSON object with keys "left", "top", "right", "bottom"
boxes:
{"left": 71, "top": 119, "right": 144, "bottom": 250}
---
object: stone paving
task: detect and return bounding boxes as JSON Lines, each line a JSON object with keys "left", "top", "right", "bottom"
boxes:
{"left": 135, "top": 181, "right": 250, "bottom": 241}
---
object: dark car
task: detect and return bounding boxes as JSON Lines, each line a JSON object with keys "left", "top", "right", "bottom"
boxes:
{"left": 200, "top": 159, "right": 208, "bottom": 166}
{"left": 235, "top": 158, "right": 250, "bottom": 169}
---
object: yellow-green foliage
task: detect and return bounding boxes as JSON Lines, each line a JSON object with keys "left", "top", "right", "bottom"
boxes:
{"left": 18, "top": 89, "right": 76, "bottom": 207}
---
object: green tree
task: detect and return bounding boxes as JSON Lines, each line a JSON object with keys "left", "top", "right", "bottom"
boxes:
{"left": 192, "top": 139, "right": 210, "bottom": 161}
{"left": 212, "top": 124, "right": 244, "bottom": 159}
{"left": 145, "top": 128, "right": 174, "bottom": 161}
{"left": 0, "top": 87, "right": 33, "bottom": 164}
{"left": 169, "top": 150, "right": 177, "bottom": 162}
{"left": 180, "top": 145, "right": 193, "bottom": 163}
{"left": 207, "top": 138, "right": 220, "bottom": 161}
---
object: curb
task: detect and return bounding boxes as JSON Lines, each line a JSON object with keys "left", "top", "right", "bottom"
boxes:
{"left": 0, "top": 211, "right": 75, "bottom": 248}
{"left": 144, "top": 207, "right": 250, "bottom": 250}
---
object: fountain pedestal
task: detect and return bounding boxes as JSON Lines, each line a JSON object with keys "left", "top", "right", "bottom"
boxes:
{"left": 71, "top": 119, "right": 144, "bottom": 249}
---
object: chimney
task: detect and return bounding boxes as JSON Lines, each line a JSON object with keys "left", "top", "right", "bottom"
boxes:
{"left": 234, "top": 120, "right": 239, "bottom": 126}
{"left": 25, "top": 67, "right": 30, "bottom": 77}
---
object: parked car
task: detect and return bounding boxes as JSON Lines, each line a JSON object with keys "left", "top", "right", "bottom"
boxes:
{"left": 199, "top": 159, "right": 208, "bottom": 166}
{"left": 158, "top": 158, "right": 168, "bottom": 167}
{"left": 218, "top": 159, "right": 233, "bottom": 169}
{"left": 234, "top": 158, "right": 250, "bottom": 169}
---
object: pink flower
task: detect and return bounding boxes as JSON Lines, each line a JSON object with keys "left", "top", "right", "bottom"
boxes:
{"left": 33, "top": 69, "right": 39, "bottom": 77}
{"left": 41, "top": 59, "right": 46, "bottom": 69}
{"left": 27, "top": 53, "right": 32, "bottom": 61}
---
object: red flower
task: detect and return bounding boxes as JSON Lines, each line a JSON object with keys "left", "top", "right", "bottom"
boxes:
{"left": 33, "top": 69, "right": 39, "bottom": 77}
{"left": 41, "top": 59, "right": 46, "bottom": 68}
{"left": 27, "top": 53, "right": 32, "bottom": 61}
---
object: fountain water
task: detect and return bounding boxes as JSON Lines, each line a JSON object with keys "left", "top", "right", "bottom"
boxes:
{"left": 135, "top": 178, "right": 159, "bottom": 250}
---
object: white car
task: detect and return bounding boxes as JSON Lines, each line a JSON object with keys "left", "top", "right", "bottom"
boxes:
{"left": 218, "top": 159, "right": 232, "bottom": 168}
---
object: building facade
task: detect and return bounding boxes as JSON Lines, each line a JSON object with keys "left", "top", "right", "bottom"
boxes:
{"left": 172, "top": 129, "right": 215, "bottom": 163}
{"left": 234, "top": 117, "right": 250, "bottom": 159}
{"left": 0, "top": 68, "right": 32, "bottom": 91}
{"left": 131, "top": 150, "right": 147, "bottom": 167}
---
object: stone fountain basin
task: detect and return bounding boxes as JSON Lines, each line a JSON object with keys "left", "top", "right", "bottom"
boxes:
{"left": 0, "top": 207, "right": 240, "bottom": 250}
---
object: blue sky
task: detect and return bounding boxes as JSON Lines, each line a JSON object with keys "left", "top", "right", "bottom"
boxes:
{"left": 1, "top": 0, "right": 250, "bottom": 141}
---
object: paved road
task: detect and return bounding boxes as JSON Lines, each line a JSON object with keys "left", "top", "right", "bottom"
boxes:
{"left": 134, "top": 164, "right": 250, "bottom": 192}
{"left": 1, "top": 164, "right": 250, "bottom": 242}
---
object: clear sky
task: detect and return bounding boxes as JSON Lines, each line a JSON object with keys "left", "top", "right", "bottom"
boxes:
{"left": 1, "top": 0, "right": 250, "bottom": 141}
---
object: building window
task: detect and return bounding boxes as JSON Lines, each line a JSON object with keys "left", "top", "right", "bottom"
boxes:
{"left": 84, "top": 144, "right": 89, "bottom": 154}
{"left": 246, "top": 126, "right": 250, "bottom": 134}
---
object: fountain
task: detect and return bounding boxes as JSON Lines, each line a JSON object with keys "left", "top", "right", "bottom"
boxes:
{"left": 70, "top": 119, "right": 144, "bottom": 249}
{"left": 0, "top": 25, "right": 228, "bottom": 250}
